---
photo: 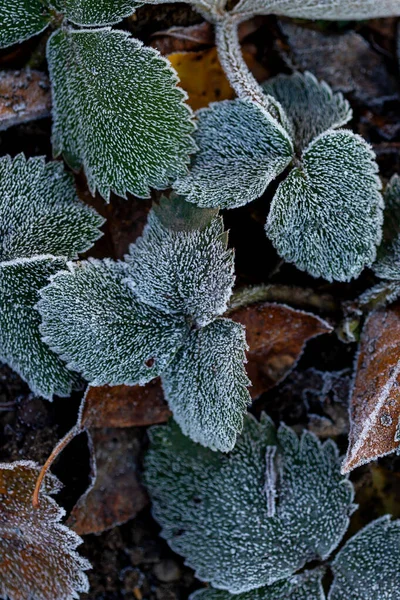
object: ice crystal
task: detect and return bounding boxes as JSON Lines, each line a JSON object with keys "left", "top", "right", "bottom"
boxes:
{"left": 266, "top": 130, "right": 383, "bottom": 281}
{"left": 0, "top": 460, "right": 90, "bottom": 600}
{"left": 38, "top": 259, "right": 189, "bottom": 386}
{"left": 0, "top": 0, "right": 51, "bottom": 48}
{"left": 0, "top": 154, "right": 103, "bottom": 398}
{"left": 329, "top": 516, "right": 400, "bottom": 600}
{"left": 145, "top": 415, "right": 354, "bottom": 593}
{"left": 232, "top": 0, "right": 400, "bottom": 20}
{"left": 262, "top": 71, "right": 352, "bottom": 151}
{"left": 174, "top": 98, "right": 293, "bottom": 209}
{"left": 47, "top": 27, "right": 195, "bottom": 201}
{"left": 161, "top": 319, "right": 250, "bottom": 452}
{"left": 51, "top": 0, "right": 142, "bottom": 26}
{"left": 374, "top": 175, "right": 400, "bottom": 281}
{"left": 125, "top": 210, "right": 234, "bottom": 327}
{"left": 190, "top": 569, "right": 325, "bottom": 600}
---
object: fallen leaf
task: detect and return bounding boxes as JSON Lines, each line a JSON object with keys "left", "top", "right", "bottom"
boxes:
{"left": 0, "top": 460, "right": 89, "bottom": 600}
{"left": 343, "top": 304, "right": 400, "bottom": 473}
{"left": 0, "top": 69, "right": 51, "bottom": 131}
{"left": 81, "top": 379, "right": 170, "bottom": 429}
{"left": 151, "top": 21, "right": 215, "bottom": 54}
{"left": 67, "top": 428, "right": 148, "bottom": 536}
{"left": 229, "top": 302, "right": 333, "bottom": 399}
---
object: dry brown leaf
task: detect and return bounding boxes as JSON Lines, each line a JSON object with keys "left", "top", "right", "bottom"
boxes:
{"left": 67, "top": 428, "right": 148, "bottom": 536}
{"left": 81, "top": 379, "right": 170, "bottom": 429}
{"left": 230, "top": 302, "right": 333, "bottom": 399}
{"left": 0, "top": 461, "right": 89, "bottom": 600}
{"left": 343, "top": 304, "right": 400, "bottom": 473}
{"left": 0, "top": 69, "right": 51, "bottom": 131}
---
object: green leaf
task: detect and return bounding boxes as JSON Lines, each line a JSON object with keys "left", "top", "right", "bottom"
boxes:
{"left": 161, "top": 319, "right": 250, "bottom": 451}
{"left": 232, "top": 0, "right": 400, "bottom": 20}
{"left": 38, "top": 259, "right": 189, "bottom": 386}
{"left": 374, "top": 175, "right": 400, "bottom": 281}
{"left": 144, "top": 415, "right": 354, "bottom": 592}
{"left": 262, "top": 72, "right": 352, "bottom": 151}
{"left": 0, "top": 460, "right": 90, "bottom": 600}
{"left": 0, "top": 257, "right": 81, "bottom": 399}
{"left": 191, "top": 569, "right": 326, "bottom": 600}
{"left": 329, "top": 516, "right": 400, "bottom": 600}
{"left": 266, "top": 130, "right": 383, "bottom": 281}
{"left": 51, "top": 0, "right": 142, "bottom": 26}
{"left": 0, "top": 0, "right": 51, "bottom": 49}
{"left": 174, "top": 98, "right": 293, "bottom": 209}
{"left": 125, "top": 208, "right": 234, "bottom": 327}
{"left": 0, "top": 154, "right": 104, "bottom": 262}
{"left": 47, "top": 27, "right": 195, "bottom": 201}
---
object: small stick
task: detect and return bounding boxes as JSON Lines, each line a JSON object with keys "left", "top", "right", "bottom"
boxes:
{"left": 32, "top": 423, "right": 82, "bottom": 508}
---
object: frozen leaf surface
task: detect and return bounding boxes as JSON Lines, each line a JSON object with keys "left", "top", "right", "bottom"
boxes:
{"left": 0, "top": 0, "right": 51, "bottom": 48}
{"left": 38, "top": 259, "right": 189, "bottom": 386}
{"left": 191, "top": 569, "right": 326, "bottom": 600}
{"left": 125, "top": 209, "right": 234, "bottom": 327}
{"left": 0, "top": 460, "right": 90, "bottom": 600}
{"left": 266, "top": 130, "right": 383, "bottom": 281}
{"left": 0, "top": 257, "right": 81, "bottom": 400}
{"left": 229, "top": 301, "right": 332, "bottom": 398}
{"left": 262, "top": 72, "right": 351, "bottom": 151}
{"left": 374, "top": 174, "right": 400, "bottom": 281}
{"left": 145, "top": 415, "right": 354, "bottom": 593}
{"left": 161, "top": 318, "right": 250, "bottom": 452}
{"left": 232, "top": 0, "right": 400, "bottom": 20}
{"left": 329, "top": 516, "right": 400, "bottom": 600}
{"left": 0, "top": 154, "right": 104, "bottom": 262}
{"left": 342, "top": 304, "right": 400, "bottom": 473}
{"left": 174, "top": 98, "right": 293, "bottom": 209}
{"left": 0, "top": 70, "right": 51, "bottom": 132}
{"left": 47, "top": 27, "right": 195, "bottom": 201}
{"left": 52, "top": 0, "right": 142, "bottom": 26}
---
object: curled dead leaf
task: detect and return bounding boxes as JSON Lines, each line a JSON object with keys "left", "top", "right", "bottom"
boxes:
{"left": 67, "top": 428, "right": 148, "bottom": 536}
{"left": 80, "top": 379, "right": 170, "bottom": 429}
{"left": 343, "top": 303, "right": 400, "bottom": 473}
{"left": 0, "top": 69, "right": 51, "bottom": 131}
{"left": 0, "top": 461, "right": 89, "bottom": 600}
{"left": 229, "top": 302, "right": 333, "bottom": 399}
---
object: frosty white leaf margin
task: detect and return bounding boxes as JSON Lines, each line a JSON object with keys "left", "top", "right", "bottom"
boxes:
{"left": 38, "top": 197, "right": 251, "bottom": 452}
{"left": 145, "top": 414, "right": 400, "bottom": 599}
{"left": 0, "top": 154, "right": 104, "bottom": 399}
{"left": 0, "top": 1, "right": 196, "bottom": 202}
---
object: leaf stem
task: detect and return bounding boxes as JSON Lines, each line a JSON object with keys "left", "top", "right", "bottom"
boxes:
{"left": 32, "top": 423, "right": 83, "bottom": 508}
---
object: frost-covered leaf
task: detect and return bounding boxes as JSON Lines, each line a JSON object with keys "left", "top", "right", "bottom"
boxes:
{"left": 262, "top": 72, "right": 352, "bottom": 151}
{"left": 232, "top": 0, "right": 400, "bottom": 20}
{"left": 145, "top": 415, "right": 354, "bottom": 593}
{"left": 0, "top": 70, "right": 51, "bottom": 132}
{"left": 266, "top": 130, "right": 383, "bottom": 281}
{"left": 329, "top": 516, "right": 400, "bottom": 600}
{"left": 0, "top": 460, "right": 90, "bottom": 600}
{"left": 229, "top": 301, "right": 332, "bottom": 398}
{"left": 47, "top": 27, "right": 195, "bottom": 201}
{"left": 0, "top": 0, "right": 51, "bottom": 49}
{"left": 125, "top": 208, "right": 234, "bottom": 327}
{"left": 374, "top": 174, "right": 400, "bottom": 281}
{"left": 358, "top": 280, "right": 400, "bottom": 310}
{"left": 38, "top": 259, "right": 189, "bottom": 386}
{"left": 174, "top": 98, "right": 293, "bottom": 209}
{"left": 161, "top": 318, "right": 250, "bottom": 452}
{"left": 51, "top": 0, "right": 142, "bottom": 26}
{"left": 0, "top": 154, "right": 104, "bottom": 262}
{"left": 0, "top": 257, "right": 81, "bottom": 400}
{"left": 191, "top": 569, "right": 326, "bottom": 600}
{"left": 342, "top": 304, "right": 400, "bottom": 473}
